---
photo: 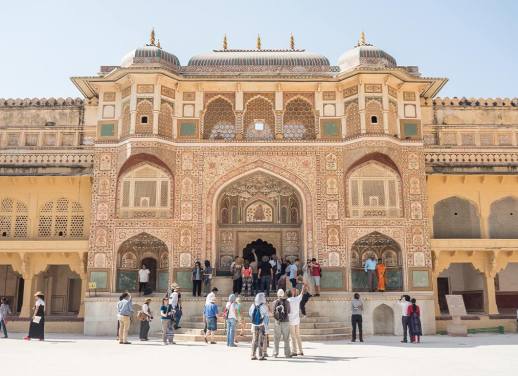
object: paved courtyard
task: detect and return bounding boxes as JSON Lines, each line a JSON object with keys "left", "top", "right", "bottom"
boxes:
{"left": 1, "top": 333, "right": 517, "bottom": 375}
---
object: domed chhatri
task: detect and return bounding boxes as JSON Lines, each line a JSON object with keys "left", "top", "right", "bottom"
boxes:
{"left": 338, "top": 32, "right": 397, "bottom": 72}
{"left": 121, "top": 29, "right": 180, "bottom": 70}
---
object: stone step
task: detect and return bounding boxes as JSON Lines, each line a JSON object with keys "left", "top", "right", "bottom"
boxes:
{"left": 187, "top": 315, "right": 329, "bottom": 324}
{"left": 171, "top": 332, "right": 349, "bottom": 343}
{"left": 177, "top": 321, "right": 346, "bottom": 330}
{"left": 176, "top": 326, "right": 349, "bottom": 336}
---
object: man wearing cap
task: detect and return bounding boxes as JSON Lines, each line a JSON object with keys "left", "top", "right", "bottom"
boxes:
{"left": 272, "top": 289, "right": 291, "bottom": 358}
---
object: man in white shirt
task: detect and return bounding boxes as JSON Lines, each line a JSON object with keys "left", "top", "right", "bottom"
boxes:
{"left": 287, "top": 284, "right": 306, "bottom": 356}
{"left": 398, "top": 295, "right": 411, "bottom": 343}
{"left": 138, "top": 264, "right": 151, "bottom": 296}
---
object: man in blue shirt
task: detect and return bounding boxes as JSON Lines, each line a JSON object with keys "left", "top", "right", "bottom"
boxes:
{"left": 117, "top": 292, "right": 134, "bottom": 344}
{"left": 364, "top": 255, "right": 377, "bottom": 292}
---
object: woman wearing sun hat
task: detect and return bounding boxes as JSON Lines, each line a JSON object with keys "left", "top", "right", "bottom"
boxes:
{"left": 24, "top": 292, "right": 45, "bottom": 341}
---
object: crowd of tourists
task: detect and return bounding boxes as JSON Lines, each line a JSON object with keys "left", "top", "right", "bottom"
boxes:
{"left": 0, "top": 252, "right": 425, "bottom": 354}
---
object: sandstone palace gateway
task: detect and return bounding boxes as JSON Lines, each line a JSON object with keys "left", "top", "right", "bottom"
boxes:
{"left": 1, "top": 31, "right": 517, "bottom": 336}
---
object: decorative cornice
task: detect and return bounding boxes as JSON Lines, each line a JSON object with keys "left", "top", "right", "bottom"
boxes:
{"left": 424, "top": 97, "right": 518, "bottom": 108}
{"left": 425, "top": 151, "right": 518, "bottom": 165}
{"left": 0, "top": 97, "right": 84, "bottom": 108}
{"left": 0, "top": 151, "right": 94, "bottom": 165}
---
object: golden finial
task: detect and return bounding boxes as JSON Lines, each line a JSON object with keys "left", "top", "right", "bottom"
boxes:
{"left": 149, "top": 28, "right": 156, "bottom": 46}
{"left": 290, "top": 33, "right": 295, "bottom": 50}
{"left": 256, "top": 34, "right": 261, "bottom": 50}
{"left": 223, "top": 34, "right": 228, "bottom": 50}
{"left": 157, "top": 39, "right": 161, "bottom": 49}
{"left": 358, "top": 31, "right": 366, "bottom": 46}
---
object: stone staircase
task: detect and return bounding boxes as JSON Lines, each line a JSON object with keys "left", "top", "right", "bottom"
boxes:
{"left": 174, "top": 310, "right": 351, "bottom": 342}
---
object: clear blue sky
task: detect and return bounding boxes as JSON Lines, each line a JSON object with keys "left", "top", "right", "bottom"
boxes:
{"left": 1, "top": 0, "right": 516, "bottom": 98}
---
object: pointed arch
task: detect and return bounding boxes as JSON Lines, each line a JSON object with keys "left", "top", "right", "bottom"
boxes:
{"left": 0, "top": 198, "right": 29, "bottom": 238}
{"left": 433, "top": 196, "right": 481, "bottom": 238}
{"left": 243, "top": 96, "right": 275, "bottom": 140}
{"left": 283, "top": 96, "right": 316, "bottom": 139}
{"left": 202, "top": 96, "right": 236, "bottom": 139}
{"left": 135, "top": 99, "right": 153, "bottom": 134}
{"left": 120, "top": 103, "right": 130, "bottom": 138}
{"left": 37, "top": 197, "right": 85, "bottom": 239}
{"left": 158, "top": 100, "right": 174, "bottom": 139}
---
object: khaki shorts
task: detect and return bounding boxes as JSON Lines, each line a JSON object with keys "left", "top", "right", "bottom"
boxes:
{"left": 313, "top": 276, "right": 321, "bottom": 286}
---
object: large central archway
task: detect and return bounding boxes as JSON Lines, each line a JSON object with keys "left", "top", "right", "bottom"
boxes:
{"left": 214, "top": 171, "right": 304, "bottom": 273}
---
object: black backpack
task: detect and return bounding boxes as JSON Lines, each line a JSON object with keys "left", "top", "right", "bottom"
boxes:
{"left": 273, "top": 299, "right": 289, "bottom": 321}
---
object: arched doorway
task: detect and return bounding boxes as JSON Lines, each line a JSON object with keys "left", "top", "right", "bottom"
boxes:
{"left": 215, "top": 171, "right": 303, "bottom": 273}
{"left": 243, "top": 239, "right": 276, "bottom": 262}
{"left": 373, "top": 304, "right": 395, "bottom": 334}
{"left": 116, "top": 233, "right": 169, "bottom": 293}
{"left": 351, "top": 232, "right": 403, "bottom": 291}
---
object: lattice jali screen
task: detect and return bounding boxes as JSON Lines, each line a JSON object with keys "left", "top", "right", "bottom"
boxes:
{"left": 37, "top": 198, "right": 85, "bottom": 239}
{"left": 0, "top": 198, "right": 29, "bottom": 239}
{"left": 158, "top": 101, "right": 174, "bottom": 139}
{"left": 282, "top": 124, "right": 306, "bottom": 140}
{"left": 283, "top": 98, "right": 316, "bottom": 139}
{"left": 365, "top": 99, "right": 383, "bottom": 134}
{"left": 345, "top": 101, "right": 361, "bottom": 137}
{"left": 209, "top": 123, "right": 236, "bottom": 140}
{"left": 243, "top": 97, "right": 275, "bottom": 140}
{"left": 121, "top": 103, "right": 130, "bottom": 137}
{"left": 203, "top": 97, "right": 236, "bottom": 139}
{"left": 348, "top": 163, "right": 401, "bottom": 217}
{"left": 119, "top": 164, "right": 171, "bottom": 218}
{"left": 135, "top": 99, "right": 153, "bottom": 134}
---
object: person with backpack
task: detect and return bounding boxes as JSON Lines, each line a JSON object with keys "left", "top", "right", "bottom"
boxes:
{"left": 287, "top": 285, "right": 306, "bottom": 356}
{"left": 138, "top": 298, "right": 153, "bottom": 341}
{"left": 160, "top": 297, "right": 175, "bottom": 345}
{"left": 224, "top": 294, "right": 238, "bottom": 347}
{"left": 249, "top": 292, "right": 269, "bottom": 360}
{"left": 242, "top": 260, "right": 253, "bottom": 296}
{"left": 272, "top": 289, "right": 291, "bottom": 358}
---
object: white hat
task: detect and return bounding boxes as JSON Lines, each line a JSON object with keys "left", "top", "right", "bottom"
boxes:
{"left": 277, "top": 289, "right": 285, "bottom": 298}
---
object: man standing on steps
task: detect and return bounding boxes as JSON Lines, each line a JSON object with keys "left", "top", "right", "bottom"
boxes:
{"left": 287, "top": 284, "right": 306, "bottom": 357}
{"left": 138, "top": 264, "right": 150, "bottom": 296}
{"left": 364, "top": 255, "right": 377, "bottom": 292}
{"left": 272, "top": 289, "right": 291, "bottom": 358}
{"left": 258, "top": 255, "right": 273, "bottom": 297}
{"left": 203, "top": 287, "right": 219, "bottom": 335}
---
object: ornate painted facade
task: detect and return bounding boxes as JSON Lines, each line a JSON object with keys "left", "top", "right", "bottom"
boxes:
{"left": 1, "top": 31, "right": 517, "bottom": 335}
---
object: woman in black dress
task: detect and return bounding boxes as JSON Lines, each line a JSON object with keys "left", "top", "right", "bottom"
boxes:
{"left": 24, "top": 292, "right": 45, "bottom": 341}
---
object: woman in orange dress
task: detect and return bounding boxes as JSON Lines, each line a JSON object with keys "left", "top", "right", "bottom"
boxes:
{"left": 376, "top": 259, "right": 386, "bottom": 292}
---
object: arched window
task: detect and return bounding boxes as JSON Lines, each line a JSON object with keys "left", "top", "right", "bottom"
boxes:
{"left": 158, "top": 101, "right": 173, "bottom": 139}
{"left": 203, "top": 97, "right": 236, "bottom": 139}
{"left": 119, "top": 164, "right": 171, "bottom": 218}
{"left": 345, "top": 101, "right": 361, "bottom": 137}
{"left": 351, "top": 232, "right": 403, "bottom": 292}
{"left": 388, "top": 101, "right": 398, "bottom": 136}
{"left": 243, "top": 97, "right": 275, "bottom": 141}
{"left": 489, "top": 197, "right": 518, "bottom": 238}
{"left": 0, "top": 198, "right": 29, "bottom": 238}
{"left": 347, "top": 162, "right": 401, "bottom": 217}
{"left": 38, "top": 198, "right": 84, "bottom": 238}
{"left": 433, "top": 197, "right": 481, "bottom": 238}
{"left": 365, "top": 99, "right": 383, "bottom": 133}
{"left": 283, "top": 98, "right": 316, "bottom": 140}
{"left": 135, "top": 99, "right": 153, "bottom": 134}
{"left": 121, "top": 103, "right": 130, "bottom": 137}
